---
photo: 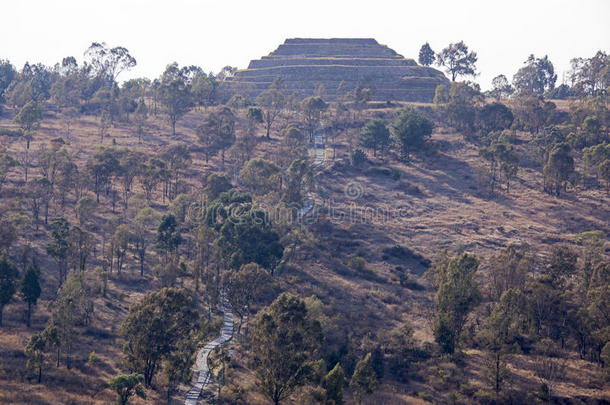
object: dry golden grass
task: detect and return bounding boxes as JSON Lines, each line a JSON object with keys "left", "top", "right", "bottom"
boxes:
{"left": 0, "top": 100, "right": 608, "bottom": 403}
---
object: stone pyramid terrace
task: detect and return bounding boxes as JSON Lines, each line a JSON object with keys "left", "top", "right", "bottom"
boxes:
{"left": 226, "top": 38, "right": 448, "bottom": 102}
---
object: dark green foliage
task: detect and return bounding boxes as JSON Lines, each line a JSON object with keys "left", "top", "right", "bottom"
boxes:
{"left": 480, "top": 142, "right": 519, "bottom": 194}
{"left": 164, "top": 339, "right": 196, "bottom": 404}
{"left": 512, "top": 54, "right": 557, "bottom": 96}
{"left": 25, "top": 331, "right": 47, "bottom": 383}
{"left": 14, "top": 100, "right": 42, "bottom": 136}
{"left": 239, "top": 158, "right": 280, "bottom": 195}
{"left": 349, "top": 149, "right": 367, "bottom": 168}
{"left": 436, "top": 41, "right": 478, "bottom": 81}
{"left": 390, "top": 108, "right": 434, "bottom": 159}
{"left": 0, "top": 59, "right": 17, "bottom": 101}
{"left": 349, "top": 353, "right": 378, "bottom": 405}
{"left": 543, "top": 142, "right": 574, "bottom": 196}
{"left": 156, "top": 214, "right": 182, "bottom": 260}
{"left": 478, "top": 289, "right": 526, "bottom": 395}
{"left": 120, "top": 288, "right": 199, "bottom": 386}
{"left": 512, "top": 96, "right": 556, "bottom": 134}
{"left": 109, "top": 373, "right": 146, "bottom": 405}
{"left": 323, "top": 362, "right": 345, "bottom": 405}
{"left": 20, "top": 260, "right": 41, "bottom": 327}
{"left": 250, "top": 293, "right": 322, "bottom": 405}
{"left": 359, "top": 119, "right": 390, "bottom": 157}
{"left": 0, "top": 255, "right": 19, "bottom": 326}
{"left": 445, "top": 82, "right": 480, "bottom": 133}
{"left": 283, "top": 158, "right": 314, "bottom": 206}
{"left": 432, "top": 253, "right": 481, "bottom": 354}
{"left": 159, "top": 63, "right": 192, "bottom": 136}
{"left": 205, "top": 172, "right": 233, "bottom": 200}
{"left": 223, "top": 262, "right": 276, "bottom": 334}
{"left": 418, "top": 43, "right": 435, "bottom": 66}
{"left": 217, "top": 207, "right": 283, "bottom": 272}
{"left": 383, "top": 323, "right": 429, "bottom": 382}
{"left": 478, "top": 102, "right": 514, "bottom": 133}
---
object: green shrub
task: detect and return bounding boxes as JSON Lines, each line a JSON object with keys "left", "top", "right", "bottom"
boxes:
{"left": 350, "top": 148, "right": 367, "bottom": 168}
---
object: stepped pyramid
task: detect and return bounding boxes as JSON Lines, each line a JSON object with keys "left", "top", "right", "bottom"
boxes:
{"left": 226, "top": 38, "right": 448, "bottom": 102}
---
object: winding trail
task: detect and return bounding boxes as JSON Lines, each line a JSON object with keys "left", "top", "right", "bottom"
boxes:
{"left": 298, "top": 131, "right": 326, "bottom": 218}
{"left": 184, "top": 296, "right": 234, "bottom": 405}
{"left": 185, "top": 132, "right": 324, "bottom": 404}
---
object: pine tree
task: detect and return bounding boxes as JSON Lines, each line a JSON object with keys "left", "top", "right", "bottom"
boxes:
{"left": 349, "top": 353, "right": 378, "bottom": 405}
{"left": 323, "top": 362, "right": 345, "bottom": 405}
{"left": 20, "top": 260, "right": 41, "bottom": 327}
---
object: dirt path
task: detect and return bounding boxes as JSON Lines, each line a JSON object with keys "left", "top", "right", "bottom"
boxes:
{"left": 298, "top": 131, "right": 326, "bottom": 218}
{"left": 184, "top": 296, "right": 234, "bottom": 405}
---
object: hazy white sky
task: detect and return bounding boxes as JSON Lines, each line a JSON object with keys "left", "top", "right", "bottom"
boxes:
{"left": 1, "top": 0, "right": 609, "bottom": 90}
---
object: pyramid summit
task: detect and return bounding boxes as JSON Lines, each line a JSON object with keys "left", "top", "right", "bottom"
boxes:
{"left": 227, "top": 38, "right": 448, "bottom": 102}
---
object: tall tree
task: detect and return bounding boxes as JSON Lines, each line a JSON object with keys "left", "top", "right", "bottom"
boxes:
{"left": 112, "top": 225, "right": 131, "bottom": 274}
{"left": 156, "top": 214, "right": 182, "bottom": 266}
{"left": 432, "top": 253, "right": 481, "bottom": 354}
{"left": 120, "top": 287, "right": 199, "bottom": 386}
{"left": 390, "top": 107, "right": 434, "bottom": 159}
{"left": 47, "top": 217, "right": 71, "bottom": 285}
{"left": 436, "top": 41, "right": 478, "bottom": 81}
{"left": 543, "top": 143, "right": 574, "bottom": 196}
{"left": 159, "top": 143, "right": 191, "bottom": 200}
{"left": 490, "top": 74, "right": 513, "bottom": 99}
{"left": 117, "top": 150, "right": 144, "bottom": 211}
{"left": 20, "top": 260, "right": 41, "bottom": 327}
{"left": 418, "top": 42, "right": 435, "bottom": 66}
{"left": 256, "top": 79, "right": 285, "bottom": 139}
{"left": 478, "top": 289, "right": 526, "bottom": 397}
{"left": 359, "top": 119, "right": 390, "bottom": 157}
{"left": 250, "top": 293, "right": 322, "bottom": 405}
{"left": 199, "top": 107, "right": 236, "bottom": 166}
{"left": 323, "top": 362, "right": 345, "bottom": 405}
{"left": 158, "top": 63, "right": 192, "bottom": 136}
{"left": 239, "top": 158, "right": 281, "bottom": 195}
{"left": 223, "top": 262, "right": 276, "bottom": 334}
{"left": 513, "top": 54, "right": 557, "bottom": 96}
{"left": 0, "top": 255, "right": 19, "bottom": 326}
{"left": 84, "top": 42, "right": 136, "bottom": 84}
{"left": 25, "top": 332, "right": 47, "bottom": 383}
{"left": 131, "top": 207, "right": 158, "bottom": 276}
{"left": 163, "top": 339, "right": 196, "bottom": 405}
{"left": 217, "top": 206, "right": 284, "bottom": 272}
{"left": 350, "top": 353, "right": 379, "bottom": 405}
{"left": 301, "top": 96, "right": 327, "bottom": 142}
{"left": 14, "top": 100, "right": 42, "bottom": 181}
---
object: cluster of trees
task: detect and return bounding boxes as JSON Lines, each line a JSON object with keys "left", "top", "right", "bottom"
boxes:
{"left": 428, "top": 239, "right": 609, "bottom": 401}
{"left": 431, "top": 68, "right": 608, "bottom": 197}
{"left": 0, "top": 38, "right": 608, "bottom": 405}
{"left": 353, "top": 107, "right": 434, "bottom": 162}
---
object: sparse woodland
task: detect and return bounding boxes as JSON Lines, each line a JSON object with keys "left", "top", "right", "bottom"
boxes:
{"left": 0, "top": 41, "right": 608, "bottom": 405}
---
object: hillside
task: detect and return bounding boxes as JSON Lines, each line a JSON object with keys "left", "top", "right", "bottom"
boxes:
{"left": 0, "top": 90, "right": 608, "bottom": 405}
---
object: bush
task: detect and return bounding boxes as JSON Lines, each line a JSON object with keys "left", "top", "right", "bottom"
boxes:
{"left": 350, "top": 148, "right": 367, "bottom": 168}
{"left": 347, "top": 257, "right": 367, "bottom": 272}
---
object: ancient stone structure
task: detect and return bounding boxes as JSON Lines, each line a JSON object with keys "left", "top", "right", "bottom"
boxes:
{"left": 226, "top": 38, "right": 448, "bottom": 102}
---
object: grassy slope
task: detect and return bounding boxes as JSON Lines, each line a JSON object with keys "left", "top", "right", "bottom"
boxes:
{"left": 0, "top": 102, "right": 608, "bottom": 404}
